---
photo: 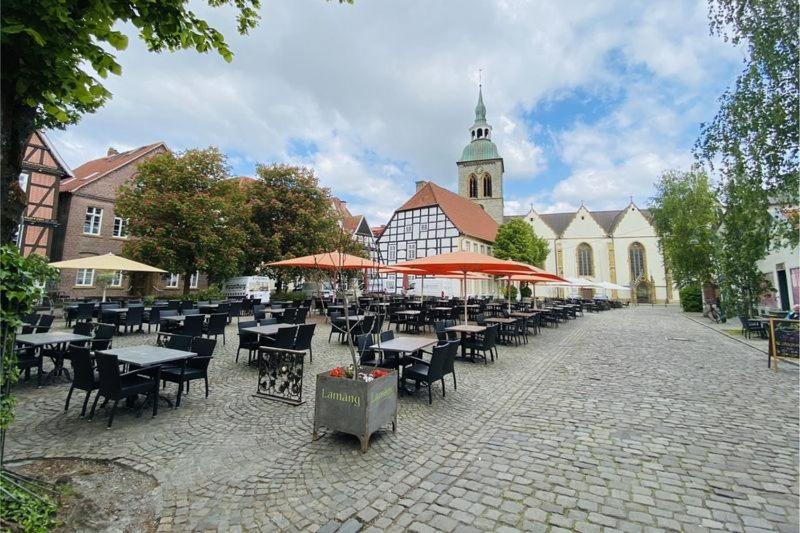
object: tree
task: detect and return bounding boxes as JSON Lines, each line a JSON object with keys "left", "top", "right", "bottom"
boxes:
{"left": 649, "top": 169, "right": 721, "bottom": 288}
{"left": 115, "top": 147, "right": 248, "bottom": 294}
{"left": 696, "top": 0, "right": 799, "bottom": 245}
{"left": 717, "top": 172, "right": 775, "bottom": 316}
{"left": 0, "top": 0, "right": 352, "bottom": 243}
{"left": 245, "top": 164, "right": 350, "bottom": 289}
{"left": 493, "top": 218, "right": 549, "bottom": 266}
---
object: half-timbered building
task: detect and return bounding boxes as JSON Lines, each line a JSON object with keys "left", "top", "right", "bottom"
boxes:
{"left": 377, "top": 181, "right": 499, "bottom": 295}
{"left": 332, "top": 197, "right": 383, "bottom": 290}
{"left": 17, "top": 131, "right": 73, "bottom": 258}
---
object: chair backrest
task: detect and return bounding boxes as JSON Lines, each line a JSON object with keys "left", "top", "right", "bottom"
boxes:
{"left": 125, "top": 306, "right": 144, "bottom": 325}
{"left": 239, "top": 320, "right": 258, "bottom": 330}
{"left": 95, "top": 352, "right": 121, "bottom": 394}
{"left": 281, "top": 308, "right": 297, "bottom": 324}
{"left": 295, "top": 307, "right": 309, "bottom": 324}
{"left": 101, "top": 302, "right": 120, "bottom": 310}
{"left": 38, "top": 314, "right": 55, "bottom": 329}
{"left": 21, "top": 325, "right": 35, "bottom": 334}
{"left": 167, "top": 300, "right": 181, "bottom": 310}
{"left": 475, "top": 313, "right": 486, "bottom": 326}
{"left": 427, "top": 342, "right": 450, "bottom": 380}
{"left": 147, "top": 307, "right": 161, "bottom": 324}
{"left": 68, "top": 344, "right": 95, "bottom": 389}
{"left": 253, "top": 304, "right": 266, "bottom": 315}
{"left": 273, "top": 326, "right": 298, "bottom": 349}
{"left": 23, "top": 312, "right": 39, "bottom": 325}
{"left": 329, "top": 311, "right": 342, "bottom": 321}
{"left": 180, "top": 300, "right": 194, "bottom": 312}
{"left": 93, "top": 323, "right": 116, "bottom": 340}
{"left": 183, "top": 308, "right": 200, "bottom": 316}
{"left": 483, "top": 325, "right": 498, "bottom": 348}
{"left": 259, "top": 317, "right": 278, "bottom": 326}
{"left": 181, "top": 314, "right": 205, "bottom": 337}
{"left": 360, "top": 315, "right": 375, "bottom": 334}
{"left": 228, "top": 301, "right": 242, "bottom": 317}
{"left": 190, "top": 336, "right": 217, "bottom": 359}
{"left": 158, "top": 333, "right": 193, "bottom": 351}
{"left": 355, "top": 333, "right": 374, "bottom": 362}
{"left": 73, "top": 322, "right": 93, "bottom": 336}
{"left": 293, "top": 323, "right": 316, "bottom": 350}
{"left": 207, "top": 313, "right": 227, "bottom": 334}
{"left": 77, "top": 302, "right": 95, "bottom": 320}
{"left": 216, "top": 303, "right": 230, "bottom": 315}
{"left": 379, "top": 330, "right": 394, "bottom": 343}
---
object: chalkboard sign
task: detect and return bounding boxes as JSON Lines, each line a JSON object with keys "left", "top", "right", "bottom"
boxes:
{"left": 767, "top": 318, "right": 799, "bottom": 369}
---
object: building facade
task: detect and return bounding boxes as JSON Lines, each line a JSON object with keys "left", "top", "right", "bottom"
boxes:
{"left": 510, "top": 204, "right": 672, "bottom": 303}
{"left": 377, "top": 181, "right": 499, "bottom": 295}
{"left": 16, "top": 131, "right": 73, "bottom": 258}
{"left": 332, "top": 197, "right": 384, "bottom": 290}
{"left": 757, "top": 206, "right": 799, "bottom": 312}
{"left": 53, "top": 143, "right": 207, "bottom": 298}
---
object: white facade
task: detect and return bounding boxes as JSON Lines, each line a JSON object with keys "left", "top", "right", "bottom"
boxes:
{"left": 519, "top": 204, "right": 674, "bottom": 303}
{"left": 756, "top": 207, "right": 799, "bottom": 312}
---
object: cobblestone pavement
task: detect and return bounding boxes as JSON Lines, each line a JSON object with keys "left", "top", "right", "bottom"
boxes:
{"left": 8, "top": 307, "right": 798, "bottom": 532}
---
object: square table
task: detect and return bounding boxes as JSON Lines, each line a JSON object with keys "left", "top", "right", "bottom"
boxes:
{"left": 99, "top": 345, "right": 196, "bottom": 367}
{"left": 396, "top": 310, "right": 421, "bottom": 316}
{"left": 377, "top": 336, "right": 437, "bottom": 393}
{"left": 486, "top": 317, "right": 517, "bottom": 324}
{"left": 510, "top": 311, "right": 538, "bottom": 318}
{"left": 15, "top": 332, "right": 93, "bottom": 347}
{"left": 265, "top": 308, "right": 285, "bottom": 315}
{"left": 241, "top": 324, "right": 296, "bottom": 337}
{"left": 445, "top": 325, "right": 487, "bottom": 361}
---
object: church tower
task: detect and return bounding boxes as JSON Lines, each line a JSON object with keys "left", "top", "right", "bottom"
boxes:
{"left": 457, "top": 86, "right": 504, "bottom": 224}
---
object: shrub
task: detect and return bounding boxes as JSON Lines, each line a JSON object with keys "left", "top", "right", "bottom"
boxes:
{"left": 520, "top": 284, "right": 532, "bottom": 298}
{"left": 271, "top": 291, "right": 307, "bottom": 303}
{"left": 500, "top": 284, "right": 518, "bottom": 301}
{"left": 679, "top": 284, "right": 703, "bottom": 312}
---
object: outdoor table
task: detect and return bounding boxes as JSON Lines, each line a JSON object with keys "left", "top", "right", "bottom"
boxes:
{"left": 395, "top": 310, "right": 421, "bottom": 315}
{"left": 265, "top": 308, "right": 285, "bottom": 315}
{"left": 445, "top": 324, "right": 487, "bottom": 362}
{"left": 241, "top": 324, "right": 296, "bottom": 338}
{"left": 271, "top": 301, "right": 293, "bottom": 307}
{"left": 16, "top": 332, "right": 94, "bottom": 383}
{"left": 485, "top": 317, "right": 516, "bottom": 324}
{"left": 510, "top": 311, "right": 538, "bottom": 318}
{"left": 378, "top": 336, "right": 437, "bottom": 393}
{"left": 98, "top": 345, "right": 197, "bottom": 408}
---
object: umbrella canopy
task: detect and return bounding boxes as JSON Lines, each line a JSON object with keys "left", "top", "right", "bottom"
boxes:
{"left": 595, "top": 280, "right": 631, "bottom": 291}
{"left": 507, "top": 273, "right": 567, "bottom": 283}
{"left": 49, "top": 253, "right": 166, "bottom": 273}
{"left": 266, "top": 252, "right": 382, "bottom": 271}
{"left": 544, "top": 277, "right": 599, "bottom": 288}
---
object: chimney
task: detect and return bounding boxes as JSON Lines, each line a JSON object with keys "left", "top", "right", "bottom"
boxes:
{"left": 107, "top": 147, "right": 119, "bottom": 156}
{"left": 415, "top": 180, "right": 427, "bottom": 192}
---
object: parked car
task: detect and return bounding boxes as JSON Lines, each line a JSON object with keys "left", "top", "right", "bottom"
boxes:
{"left": 293, "top": 282, "right": 334, "bottom": 299}
{"left": 223, "top": 276, "right": 272, "bottom": 302}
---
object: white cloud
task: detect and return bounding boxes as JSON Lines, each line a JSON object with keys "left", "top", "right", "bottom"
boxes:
{"left": 48, "top": 0, "right": 740, "bottom": 226}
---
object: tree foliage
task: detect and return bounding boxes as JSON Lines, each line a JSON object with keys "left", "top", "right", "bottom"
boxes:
{"left": 0, "top": 0, "right": 263, "bottom": 242}
{"left": 493, "top": 218, "right": 549, "bottom": 267}
{"left": 649, "top": 169, "right": 721, "bottom": 287}
{"left": 115, "top": 147, "right": 248, "bottom": 294}
{"left": 696, "top": 0, "right": 799, "bottom": 244}
{"left": 717, "top": 173, "right": 775, "bottom": 316}
{"left": 679, "top": 284, "right": 703, "bottom": 312}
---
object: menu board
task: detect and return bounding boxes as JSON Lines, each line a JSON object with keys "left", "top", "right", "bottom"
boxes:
{"left": 768, "top": 319, "right": 799, "bottom": 368}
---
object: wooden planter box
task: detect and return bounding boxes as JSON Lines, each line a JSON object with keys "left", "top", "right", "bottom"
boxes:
{"left": 313, "top": 369, "right": 398, "bottom": 452}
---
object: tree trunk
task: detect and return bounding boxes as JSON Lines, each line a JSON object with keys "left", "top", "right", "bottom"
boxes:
{"left": 1, "top": 79, "right": 37, "bottom": 244}
{"left": 183, "top": 272, "right": 191, "bottom": 295}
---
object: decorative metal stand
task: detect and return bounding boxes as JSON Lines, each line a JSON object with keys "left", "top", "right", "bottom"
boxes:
{"left": 254, "top": 347, "right": 306, "bottom": 405}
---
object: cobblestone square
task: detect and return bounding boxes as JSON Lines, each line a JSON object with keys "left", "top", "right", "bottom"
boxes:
{"left": 8, "top": 307, "right": 799, "bottom": 532}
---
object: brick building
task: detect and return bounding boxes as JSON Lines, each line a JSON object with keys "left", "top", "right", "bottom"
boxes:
{"left": 52, "top": 143, "right": 207, "bottom": 298}
{"left": 17, "top": 131, "right": 73, "bottom": 258}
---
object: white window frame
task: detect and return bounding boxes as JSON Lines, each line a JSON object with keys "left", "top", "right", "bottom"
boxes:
{"left": 83, "top": 206, "right": 103, "bottom": 235}
{"left": 388, "top": 244, "right": 397, "bottom": 261}
{"left": 112, "top": 216, "right": 129, "bottom": 238}
{"left": 407, "top": 242, "right": 417, "bottom": 260}
{"left": 109, "top": 270, "right": 124, "bottom": 287}
{"left": 461, "top": 240, "right": 469, "bottom": 251}
{"left": 404, "top": 224, "right": 412, "bottom": 235}
{"left": 165, "top": 273, "right": 180, "bottom": 288}
{"left": 76, "top": 269, "right": 95, "bottom": 287}
{"left": 18, "top": 172, "right": 30, "bottom": 195}
{"left": 190, "top": 271, "right": 199, "bottom": 289}
{"left": 419, "top": 223, "right": 428, "bottom": 232}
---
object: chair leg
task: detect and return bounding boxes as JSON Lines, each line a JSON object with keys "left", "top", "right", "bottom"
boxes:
{"left": 452, "top": 373, "right": 457, "bottom": 390}
{"left": 204, "top": 376, "right": 209, "bottom": 398}
{"left": 441, "top": 378, "right": 446, "bottom": 397}
{"left": 176, "top": 381, "right": 183, "bottom": 407}
{"left": 309, "top": 348, "right": 313, "bottom": 363}
{"left": 107, "top": 399, "right": 119, "bottom": 428}
{"left": 81, "top": 391, "right": 92, "bottom": 417}
{"left": 89, "top": 393, "right": 102, "bottom": 420}
{"left": 64, "top": 385, "right": 74, "bottom": 411}
{"left": 428, "top": 383, "right": 433, "bottom": 405}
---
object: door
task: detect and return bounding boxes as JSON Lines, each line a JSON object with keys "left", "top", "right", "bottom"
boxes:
{"left": 636, "top": 283, "right": 651, "bottom": 304}
{"left": 777, "top": 269, "right": 790, "bottom": 311}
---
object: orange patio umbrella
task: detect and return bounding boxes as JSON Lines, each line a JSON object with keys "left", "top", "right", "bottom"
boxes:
{"left": 395, "top": 251, "right": 537, "bottom": 324}
{"left": 506, "top": 272, "right": 568, "bottom": 308}
{"left": 266, "top": 252, "right": 382, "bottom": 270}
{"left": 485, "top": 263, "right": 566, "bottom": 311}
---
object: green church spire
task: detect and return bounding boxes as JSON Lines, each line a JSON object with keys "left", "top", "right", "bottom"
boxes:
{"left": 473, "top": 85, "right": 488, "bottom": 127}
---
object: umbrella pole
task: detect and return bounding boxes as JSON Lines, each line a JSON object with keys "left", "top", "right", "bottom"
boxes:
{"left": 102, "top": 286, "right": 107, "bottom": 303}
{"left": 507, "top": 277, "right": 511, "bottom": 314}
{"left": 463, "top": 272, "right": 468, "bottom": 326}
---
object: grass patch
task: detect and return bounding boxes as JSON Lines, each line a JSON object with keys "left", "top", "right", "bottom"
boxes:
{"left": 723, "top": 328, "right": 744, "bottom": 337}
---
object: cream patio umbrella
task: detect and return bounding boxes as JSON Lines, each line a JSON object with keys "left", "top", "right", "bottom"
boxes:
{"left": 49, "top": 252, "right": 166, "bottom": 301}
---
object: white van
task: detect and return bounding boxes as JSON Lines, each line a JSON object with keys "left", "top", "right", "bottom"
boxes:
{"left": 223, "top": 276, "right": 273, "bottom": 302}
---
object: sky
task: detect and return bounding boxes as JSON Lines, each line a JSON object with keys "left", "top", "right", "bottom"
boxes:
{"left": 49, "top": 0, "right": 744, "bottom": 226}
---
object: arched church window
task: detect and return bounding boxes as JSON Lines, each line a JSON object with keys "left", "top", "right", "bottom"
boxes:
{"left": 476, "top": 128, "right": 483, "bottom": 139}
{"left": 468, "top": 175, "right": 478, "bottom": 198}
{"left": 483, "top": 174, "right": 492, "bottom": 197}
{"left": 471, "top": 130, "right": 475, "bottom": 139}
{"left": 484, "top": 128, "right": 489, "bottom": 137}
{"left": 577, "top": 243, "right": 594, "bottom": 277}
{"left": 629, "top": 242, "right": 646, "bottom": 280}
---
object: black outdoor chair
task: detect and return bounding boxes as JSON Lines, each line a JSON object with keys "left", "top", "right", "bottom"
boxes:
{"left": 293, "top": 323, "right": 316, "bottom": 362}
{"left": 88, "top": 323, "right": 116, "bottom": 352}
{"left": 294, "top": 307, "right": 309, "bottom": 324}
{"left": 328, "top": 312, "right": 347, "bottom": 343}
{"left": 463, "top": 324, "right": 498, "bottom": 365}
{"left": 403, "top": 340, "right": 459, "bottom": 404}
{"left": 182, "top": 308, "right": 201, "bottom": 316}
{"left": 35, "top": 314, "right": 55, "bottom": 333}
{"left": 75, "top": 303, "right": 95, "bottom": 324}
{"left": 227, "top": 301, "right": 242, "bottom": 324}
{"left": 161, "top": 337, "right": 216, "bottom": 407}
{"left": 474, "top": 313, "right": 487, "bottom": 327}
{"left": 16, "top": 346, "right": 44, "bottom": 385}
{"left": 356, "top": 333, "right": 378, "bottom": 367}
{"left": 90, "top": 353, "right": 160, "bottom": 428}
{"left": 358, "top": 315, "right": 376, "bottom": 337}
{"left": 156, "top": 332, "right": 193, "bottom": 351}
{"left": 236, "top": 321, "right": 259, "bottom": 363}
{"left": 145, "top": 307, "right": 161, "bottom": 333}
{"left": 166, "top": 300, "right": 181, "bottom": 311}
{"left": 179, "top": 300, "right": 194, "bottom": 314}
{"left": 72, "top": 321, "right": 94, "bottom": 337}
{"left": 740, "top": 315, "right": 766, "bottom": 339}
{"left": 24, "top": 312, "right": 40, "bottom": 326}
{"left": 64, "top": 344, "right": 99, "bottom": 417}
{"left": 434, "top": 321, "right": 458, "bottom": 343}
{"left": 179, "top": 314, "right": 205, "bottom": 338}
{"left": 158, "top": 309, "right": 180, "bottom": 333}
{"left": 203, "top": 313, "right": 227, "bottom": 345}
{"left": 259, "top": 317, "right": 277, "bottom": 325}
{"left": 255, "top": 326, "right": 297, "bottom": 364}
{"left": 280, "top": 308, "right": 297, "bottom": 324}
{"left": 120, "top": 306, "right": 144, "bottom": 335}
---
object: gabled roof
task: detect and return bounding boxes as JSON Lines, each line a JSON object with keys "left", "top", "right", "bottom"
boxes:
{"left": 61, "top": 142, "right": 166, "bottom": 192}
{"left": 37, "top": 131, "right": 74, "bottom": 177}
{"left": 332, "top": 196, "right": 371, "bottom": 236}
{"left": 397, "top": 181, "right": 498, "bottom": 242}
{"left": 371, "top": 225, "right": 386, "bottom": 238}
{"left": 517, "top": 205, "right": 654, "bottom": 238}
{"left": 539, "top": 212, "right": 576, "bottom": 236}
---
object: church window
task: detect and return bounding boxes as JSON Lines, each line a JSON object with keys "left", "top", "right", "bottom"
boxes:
{"left": 468, "top": 175, "right": 478, "bottom": 198}
{"left": 484, "top": 128, "right": 489, "bottom": 137}
{"left": 482, "top": 174, "right": 492, "bottom": 197}
{"left": 476, "top": 129, "right": 483, "bottom": 139}
{"left": 629, "top": 242, "right": 646, "bottom": 280}
{"left": 577, "top": 243, "right": 594, "bottom": 277}
{"left": 471, "top": 131, "right": 475, "bottom": 139}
